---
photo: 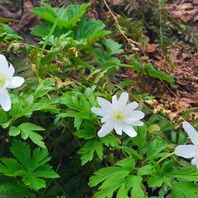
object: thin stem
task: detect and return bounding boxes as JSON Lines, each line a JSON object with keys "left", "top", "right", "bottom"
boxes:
{"left": 36, "top": 7, "right": 64, "bottom": 81}
{"left": 157, "top": 152, "right": 175, "bottom": 164}
{"left": 103, "top": 0, "right": 140, "bottom": 49}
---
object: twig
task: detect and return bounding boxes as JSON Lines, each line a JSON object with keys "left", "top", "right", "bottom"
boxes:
{"left": 103, "top": 0, "right": 140, "bottom": 50}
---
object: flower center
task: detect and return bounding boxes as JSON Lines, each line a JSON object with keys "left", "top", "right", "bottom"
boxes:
{"left": 114, "top": 110, "right": 125, "bottom": 122}
{"left": 0, "top": 74, "right": 7, "bottom": 88}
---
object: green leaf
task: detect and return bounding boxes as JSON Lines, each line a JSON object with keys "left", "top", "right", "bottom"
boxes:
{"left": 0, "top": 23, "right": 22, "bottom": 41}
{"left": 89, "top": 158, "right": 136, "bottom": 198}
{"left": 74, "top": 17, "right": 111, "bottom": 44}
{"left": 148, "top": 176, "right": 163, "bottom": 188}
{"left": 146, "top": 139, "right": 168, "bottom": 161}
{"left": 0, "top": 181, "right": 32, "bottom": 197}
{"left": 32, "top": 3, "right": 89, "bottom": 29}
{"left": 9, "top": 122, "right": 46, "bottom": 148}
{"left": 116, "top": 183, "right": 128, "bottom": 198}
{"left": 132, "top": 125, "right": 147, "bottom": 149}
{"left": 74, "top": 129, "right": 96, "bottom": 139}
{"left": 144, "top": 64, "right": 174, "bottom": 84}
{"left": 168, "top": 167, "right": 198, "bottom": 182}
{"left": 34, "top": 78, "right": 55, "bottom": 99}
{"left": 0, "top": 140, "right": 59, "bottom": 191}
{"left": 9, "top": 126, "right": 20, "bottom": 137}
{"left": 115, "top": 158, "right": 135, "bottom": 172}
{"left": 78, "top": 140, "right": 103, "bottom": 165}
{"left": 137, "top": 164, "right": 153, "bottom": 176}
{"left": 130, "top": 176, "right": 144, "bottom": 198}
{"left": 103, "top": 38, "right": 123, "bottom": 55}
{"left": 171, "top": 182, "right": 198, "bottom": 198}
{"left": 100, "top": 135, "right": 118, "bottom": 147}
{"left": 0, "top": 109, "right": 7, "bottom": 124}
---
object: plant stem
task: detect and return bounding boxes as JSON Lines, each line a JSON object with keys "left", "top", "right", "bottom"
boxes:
{"left": 157, "top": 152, "right": 175, "bottom": 164}
{"left": 36, "top": 7, "right": 64, "bottom": 81}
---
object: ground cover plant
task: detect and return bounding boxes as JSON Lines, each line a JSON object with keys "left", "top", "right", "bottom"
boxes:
{"left": 0, "top": 0, "right": 197, "bottom": 197}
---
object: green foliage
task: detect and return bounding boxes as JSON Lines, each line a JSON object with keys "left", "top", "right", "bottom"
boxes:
{"left": 103, "top": 38, "right": 124, "bottom": 55}
{"left": 89, "top": 158, "right": 145, "bottom": 198}
{"left": 171, "top": 182, "right": 198, "bottom": 198}
{"left": 32, "top": 3, "right": 89, "bottom": 29}
{"left": 0, "top": 140, "right": 59, "bottom": 191}
{"left": 78, "top": 140, "right": 103, "bottom": 165}
{"left": 31, "top": 3, "right": 110, "bottom": 48}
{"left": 0, "top": 1, "right": 197, "bottom": 197}
{"left": 9, "top": 123, "right": 46, "bottom": 148}
{"left": 73, "top": 18, "right": 111, "bottom": 44}
{"left": 0, "top": 23, "right": 22, "bottom": 41}
{"left": 128, "top": 57, "right": 175, "bottom": 84}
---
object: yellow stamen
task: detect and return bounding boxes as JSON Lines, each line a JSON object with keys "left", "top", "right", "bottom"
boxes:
{"left": 114, "top": 110, "right": 125, "bottom": 122}
{"left": 0, "top": 74, "right": 7, "bottom": 88}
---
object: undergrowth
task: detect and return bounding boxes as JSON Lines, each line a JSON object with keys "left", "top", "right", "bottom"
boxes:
{"left": 0, "top": 2, "right": 197, "bottom": 198}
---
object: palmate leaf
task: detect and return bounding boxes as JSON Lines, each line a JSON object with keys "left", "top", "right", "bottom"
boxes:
{"left": 89, "top": 158, "right": 142, "bottom": 198}
{"left": 9, "top": 122, "right": 46, "bottom": 148}
{"left": 103, "top": 38, "right": 123, "bottom": 55}
{"left": 0, "top": 140, "right": 59, "bottom": 191}
{"left": 73, "top": 17, "right": 111, "bottom": 44}
{"left": 0, "top": 181, "right": 33, "bottom": 197}
{"left": 171, "top": 182, "right": 198, "bottom": 198}
{"left": 32, "top": 3, "right": 89, "bottom": 29}
{"left": 78, "top": 140, "right": 103, "bottom": 165}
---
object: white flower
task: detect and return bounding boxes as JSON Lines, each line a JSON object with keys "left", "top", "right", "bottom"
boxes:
{"left": 175, "top": 121, "right": 198, "bottom": 169}
{"left": 0, "top": 54, "right": 24, "bottom": 111}
{"left": 91, "top": 92, "right": 145, "bottom": 137}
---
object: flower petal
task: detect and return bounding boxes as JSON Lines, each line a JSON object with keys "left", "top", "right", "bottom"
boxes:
{"left": 6, "top": 77, "right": 25, "bottom": 89}
{"left": 8, "top": 64, "right": 15, "bottom": 77}
{"left": 117, "top": 92, "right": 128, "bottom": 108}
{"left": 97, "top": 122, "right": 113, "bottom": 137}
{"left": 175, "top": 145, "right": 195, "bottom": 158}
{"left": 112, "top": 95, "right": 118, "bottom": 108}
{"left": 131, "top": 121, "right": 144, "bottom": 126}
{"left": 182, "top": 121, "right": 198, "bottom": 145}
{"left": 0, "top": 89, "right": 11, "bottom": 111}
{"left": 122, "top": 124, "right": 137, "bottom": 137}
{"left": 128, "top": 111, "right": 145, "bottom": 120}
{"left": 114, "top": 123, "right": 122, "bottom": 135}
{"left": 97, "top": 97, "right": 113, "bottom": 111}
{"left": 101, "top": 116, "right": 112, "bottom": 123}
{"left": 91, "top": 107, "right": 106, "bottom": 117}
{"left": 0, "top": 54, "right": 9, "bottom": 72}
{"left": 124, "top": 101, "right": 139, "bottom": 113}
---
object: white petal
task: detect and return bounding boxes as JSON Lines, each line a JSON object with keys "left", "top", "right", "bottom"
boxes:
{"left": 91, "top": 107, "right": 106, "bottom": 117}
{"left": 8, "top": 64, "right": 15, "bottom": 77}
{"left": 131, "top": 121, "right": 144, "bottom": 126}
{"left": 101, "top": 116, "right": 112, "bottom": 123}
{"left": 0, "top": 89, "right": 11, "bottom": 111}
{"left": 117, "top": 92, "right": 128, "bottom": 108}
{"left": 128, "top": 111, "right": 145, "bottom": 120}
{"left": 6, "top": 77, "right": 25, "bottom": 89}
{"left": 112, "top": 95, "right": 118, "bottom": 108}
{"left": 97, "top": 97, "right": 113, "bottom": 111}
{"left": 0, "top": 54, "right": 9, "bottom": 72}
{"left": 122, "top": 124, "right": 137, "bottom": 137}
{"left": 124, "top": 101, "right": 139, "bottom": 113}
{"left": 124, "top": 117, "right": 138, "bottom": 124}
{"left": 175, "top": 145, "right": 195, "bottom": 158}
{"left": 97, "top": 122, "right": 113, "bottom": 137}
{"left": 182, "top": 121, "right": 198, "bottom": 145}
{"left": 114, "top": 123, "right": 122, "bottom": 135}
